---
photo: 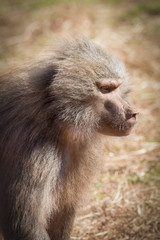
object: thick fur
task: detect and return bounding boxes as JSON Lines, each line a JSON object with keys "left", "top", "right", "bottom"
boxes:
{"left": 0, "top": 37, "right": 131, "bottom": 240}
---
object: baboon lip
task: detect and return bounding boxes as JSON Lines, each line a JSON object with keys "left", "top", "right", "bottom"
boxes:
{"left": 112, "top": 120, "right": 136, "bottom": 133}
{"left": 126, "top": 118, "right": 137, "bottom": 126}
{"left": 111, "top": 124, "right": 134, "bottom": 137}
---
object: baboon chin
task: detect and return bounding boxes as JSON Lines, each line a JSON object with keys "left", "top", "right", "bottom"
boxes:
{"left": 0, "top": 36, "right": 138, "bottom": 240}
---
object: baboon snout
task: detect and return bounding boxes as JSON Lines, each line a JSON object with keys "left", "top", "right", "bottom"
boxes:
{"left": 125, "top": 108, "right": 139, "bottom": 120}
{"left": 104, "top": 99, "right": 139, "bottom": 121}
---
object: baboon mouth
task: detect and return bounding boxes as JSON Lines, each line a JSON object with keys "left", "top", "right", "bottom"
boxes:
{"left": 113, "top": 125, "right": 133, "bottom": 132}
{"left": 117, "top": 125, "right": 133, "bottom": 131}
{"left": 117, "top": 118, "right": 137, "bottom": 132}
{"left": 112, "top": 121, "right": 136, "bottom": 133}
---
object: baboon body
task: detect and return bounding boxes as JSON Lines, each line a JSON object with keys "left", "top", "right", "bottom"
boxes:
{"left": 0, "top": 37, "right": 137, "bottom": 240}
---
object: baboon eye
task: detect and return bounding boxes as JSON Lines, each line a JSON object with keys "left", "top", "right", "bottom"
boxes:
{"left": 100, "top": 86, "right": 111, "bottom": 93}
{"left": 100, "top": 85, "right": 119, "bottom": 94}
{"left": 97, "top": 79, "right": 120, "bottom": 94}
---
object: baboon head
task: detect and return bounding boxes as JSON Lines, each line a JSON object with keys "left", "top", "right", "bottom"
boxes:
{"left": 49, "top": 37, "right": 138, "bottom": 138}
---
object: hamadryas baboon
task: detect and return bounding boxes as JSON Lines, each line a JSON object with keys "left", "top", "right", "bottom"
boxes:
{"left": 0, "top": 37, "right": 138, "bottom": 240}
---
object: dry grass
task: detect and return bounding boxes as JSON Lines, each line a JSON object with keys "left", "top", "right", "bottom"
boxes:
{"left": 0, "top": 1, "right": 160, "bottom": 239}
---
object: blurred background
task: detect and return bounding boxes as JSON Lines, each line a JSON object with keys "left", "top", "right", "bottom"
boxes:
{"left": 0, "top": 0, "right": 160, "bottom": 239}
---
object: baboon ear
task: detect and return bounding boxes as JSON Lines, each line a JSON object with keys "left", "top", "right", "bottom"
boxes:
{"left": 29, "top": 63, "right": 58, "bottom": 90}
{"left": 41, "top": 64, "right": 58, "bottom": 88}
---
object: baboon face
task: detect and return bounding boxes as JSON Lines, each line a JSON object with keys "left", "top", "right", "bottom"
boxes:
{"left": 95, "top": 78, "right": 138, "bottom": 136}
{"left": 52, "top": 38, "right": 138, "bottom": 137}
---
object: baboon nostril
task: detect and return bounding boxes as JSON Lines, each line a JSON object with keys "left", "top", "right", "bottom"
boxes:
{"left": 126, "top": 110, "right": 139, "bottom": 120}
{"left": 132, "top": 112, "right": 139, "bottom": 118}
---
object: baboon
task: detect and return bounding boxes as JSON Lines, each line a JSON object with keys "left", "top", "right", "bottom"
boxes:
{"left": 0, "top": 37, "right": 138, "bottom": 240}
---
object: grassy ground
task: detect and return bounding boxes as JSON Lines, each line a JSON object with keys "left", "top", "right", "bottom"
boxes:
{"left": 0, "top": 0, "right": 160, "bottom": 239}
